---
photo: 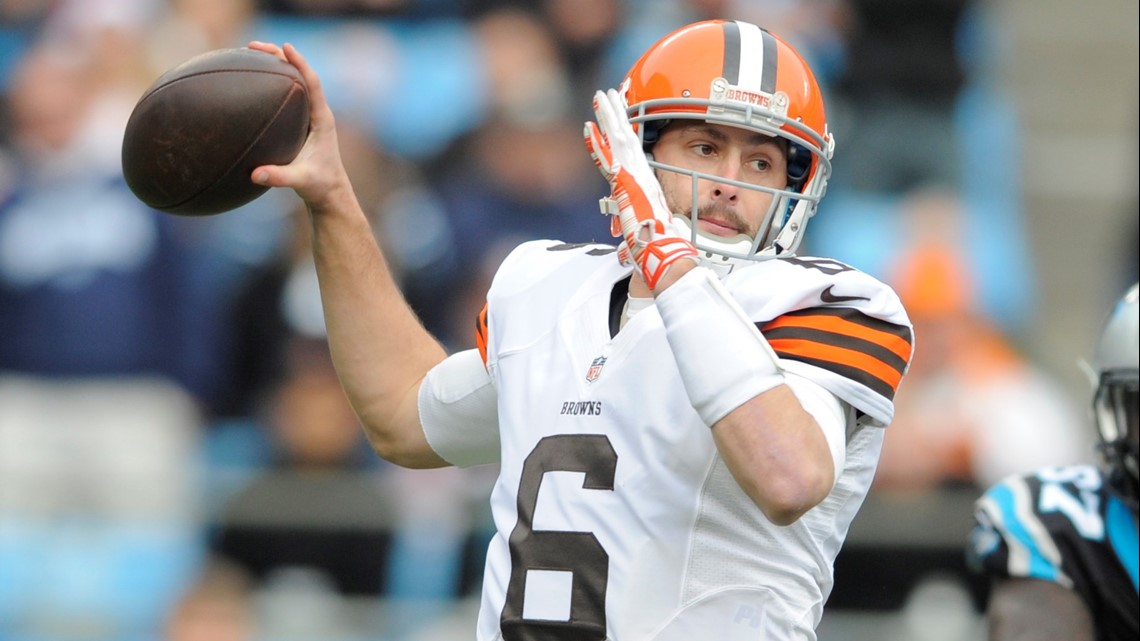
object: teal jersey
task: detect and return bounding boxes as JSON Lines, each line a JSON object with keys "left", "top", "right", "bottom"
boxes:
{"left": 968, "top": 465, "right": 1139, "bottom": 641}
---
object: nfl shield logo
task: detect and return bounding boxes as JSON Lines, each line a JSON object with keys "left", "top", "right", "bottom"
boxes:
{"left": 585, "top": 356, "right": 607, "bottom": 383}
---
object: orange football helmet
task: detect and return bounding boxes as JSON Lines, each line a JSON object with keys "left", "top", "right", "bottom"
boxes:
{"left": 619, "top": 19, "right": 835, "bottom": 271}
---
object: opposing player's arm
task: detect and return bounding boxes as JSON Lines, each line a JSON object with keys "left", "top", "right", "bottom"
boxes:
{"left": 987, "top": 578, "right": 1095, "bottom": 641}
{"left": 248, "top": 41, "right": 448, "bottom": 469}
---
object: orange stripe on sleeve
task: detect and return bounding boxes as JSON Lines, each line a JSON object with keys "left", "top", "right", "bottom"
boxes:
{"left": 475, "top": 303, "right": 489, "bottom": 366}
{"left": 768, "top": 336, "right": 904, "bottom": 392}
{"left": 763, "top": 313, "right": 912, "bottom": 362}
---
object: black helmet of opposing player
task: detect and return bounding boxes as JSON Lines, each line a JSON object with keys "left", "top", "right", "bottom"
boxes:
{"left": 1092, "top": 283, "right": 1140, "bottom": 498}
{"left": 620, "top": 19, "right": 835, "bottom": 275}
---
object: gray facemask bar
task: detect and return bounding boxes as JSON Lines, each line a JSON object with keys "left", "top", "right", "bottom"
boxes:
{"left": 627, "top": 98, "right": 832, "bottom": 265}
{"left": 647, "top": 159, "right": 811, "bottom": 259}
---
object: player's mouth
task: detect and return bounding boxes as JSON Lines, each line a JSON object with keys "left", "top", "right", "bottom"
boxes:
{"left": 697, "top": 215, "right": 745, "bottom": 238}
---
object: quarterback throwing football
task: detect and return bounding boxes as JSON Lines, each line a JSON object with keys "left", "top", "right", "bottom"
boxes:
{"left": 250, "top": 19, "right": 914, "bottom": 641}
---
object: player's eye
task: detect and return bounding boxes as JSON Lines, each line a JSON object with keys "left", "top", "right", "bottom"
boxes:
{"left": 691, "top": 143, "right": 716, "bottom": 157}
{"left": 748, "top": 158, "right": 772, "bottom": 173}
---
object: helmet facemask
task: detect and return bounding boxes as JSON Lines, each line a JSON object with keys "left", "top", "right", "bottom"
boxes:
{"left": 631, "top": 104, "right": 831, "bottom": 276}
{"left": 1094, "top": 373, "right": 1139, "bottom": 494}
{"left": 1091, "top": 283, "right": 1140, "bottom": 500}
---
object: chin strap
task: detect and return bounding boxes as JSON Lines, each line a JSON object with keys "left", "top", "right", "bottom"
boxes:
{"left": 670, "top": 215, "right": 746, "bottom": 279}
{"left": 760, "top": 197, "right": 812, "bottom": 259}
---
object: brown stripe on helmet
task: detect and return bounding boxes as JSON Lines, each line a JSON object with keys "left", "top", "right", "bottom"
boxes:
{"left": 759, "top": 27, "right": 778, "bottom": 94}
{"left": 721, "top": 20, "right": 741, "bottom": 85}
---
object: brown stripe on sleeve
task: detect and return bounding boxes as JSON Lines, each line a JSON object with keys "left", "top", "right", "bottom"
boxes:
{"left": 760, "top": 307, "right": 912, "bottom": 399}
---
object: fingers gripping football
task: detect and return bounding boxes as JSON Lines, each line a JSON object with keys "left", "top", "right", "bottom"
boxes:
{"left": 584, "top": 89, "right": 697, "bottom": 289}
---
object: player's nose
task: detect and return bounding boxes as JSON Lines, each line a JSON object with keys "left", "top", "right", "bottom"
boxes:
{"left": 710, "top": 165, "right": 742, "bottom": 203}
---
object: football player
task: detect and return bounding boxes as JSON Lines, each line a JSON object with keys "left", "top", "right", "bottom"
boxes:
{"left": 967, "top": 283, "right": 1139, "bottom": 641}
{"left": 249, "top": 19, "right": 914, "bottom": 641}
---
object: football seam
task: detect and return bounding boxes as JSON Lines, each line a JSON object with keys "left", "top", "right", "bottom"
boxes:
{"left": 140, "top": 68, "right": 305, "bottom": 103}
{"left": 164, "top": 79, "right": 307, "bottom": 211}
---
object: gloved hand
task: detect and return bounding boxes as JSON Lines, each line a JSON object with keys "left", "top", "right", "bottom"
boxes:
{"left": 584, "top": 89, "right": 697, "bottom": 290}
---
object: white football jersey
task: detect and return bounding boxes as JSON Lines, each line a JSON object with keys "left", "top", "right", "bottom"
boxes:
{"left": 465, "top": 241, "right": 912, "bottom": 641}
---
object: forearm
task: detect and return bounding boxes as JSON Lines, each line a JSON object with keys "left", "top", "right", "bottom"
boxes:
{"left": 711, "top": 386, "right": 835, "bottom": 524}
{"left": 653, "top": 267, "right": 835, "bottom": 523}
{"left": 308, "top": 191, "right": 449, "bottom": 468}
{"left": 242, "top": 41, "right": 449, "bottom": 468}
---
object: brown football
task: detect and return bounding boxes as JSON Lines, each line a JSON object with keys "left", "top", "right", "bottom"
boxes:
{"left": 121, "top": 48, "right": 309, "bottom": 216}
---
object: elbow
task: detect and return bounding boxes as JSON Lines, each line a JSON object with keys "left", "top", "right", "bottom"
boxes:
{"left": 755, "top": 495, "right": 814, "bottom": 527}
{"left": 364, "top": 428, "right": 407, "bottom": 466}
{"left": 359, "top": 413, "right": 441, "bottom": 469}
{"left": 353, "top": 387, "right": 446, "bottom": 469}
{"left": 355, "top": 405, "right": 400, "bottom": 463}
{"left": 364, "top": 428, "right": 440, "bottom": 469}
{"left": 760, "top": 501, "right": 814, "bottom": 527}
{"left": 744, "top": 466, "right": 834, "bottom": 526}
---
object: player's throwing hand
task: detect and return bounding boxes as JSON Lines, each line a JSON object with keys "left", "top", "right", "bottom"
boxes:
{"left": 584, "top": 89, "right": 698, "bottom": 289}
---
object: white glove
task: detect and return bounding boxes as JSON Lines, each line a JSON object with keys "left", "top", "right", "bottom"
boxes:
{"left": 584, "top": 89, "right": 697, "bottom": 289}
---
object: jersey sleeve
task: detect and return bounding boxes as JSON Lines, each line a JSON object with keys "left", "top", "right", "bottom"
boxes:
{"left": 418, "top": 349, "right": 500, "bottom": 467}
{"left": 760, "top": 305, "right": 912, "bottom": 421}
{"left": 967, "top": 471, "right": 1075, "bottom": 588}
{"left": 728, "top": 257, "right": 914, "bottom": 427}
{"left": 968, "top": 464, "right": 1140, "bottom": 641}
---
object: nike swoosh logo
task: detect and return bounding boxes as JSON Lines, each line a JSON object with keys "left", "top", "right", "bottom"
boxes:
{"left": 820, "top": 285, "right": 870, "bottom": 304}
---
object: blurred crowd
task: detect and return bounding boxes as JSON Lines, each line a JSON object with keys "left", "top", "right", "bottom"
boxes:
{"left": 0, "top": 1, "right": 1130, "bottom": 640}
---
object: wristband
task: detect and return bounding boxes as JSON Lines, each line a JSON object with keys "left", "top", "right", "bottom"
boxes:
{"left": 654, "top": 267, "right": 785, "bottom": 426}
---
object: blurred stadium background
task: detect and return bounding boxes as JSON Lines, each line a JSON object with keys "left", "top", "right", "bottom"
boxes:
{"left": 0, "top": 1, "right": 1135, "bottom": 640}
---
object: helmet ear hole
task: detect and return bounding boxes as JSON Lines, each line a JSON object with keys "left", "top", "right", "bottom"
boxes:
{"left": 641, "top": 119, "right": 668, "bottom": 150}
{"left": 787, "top": 143, "right": 810, "bottom": 189}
